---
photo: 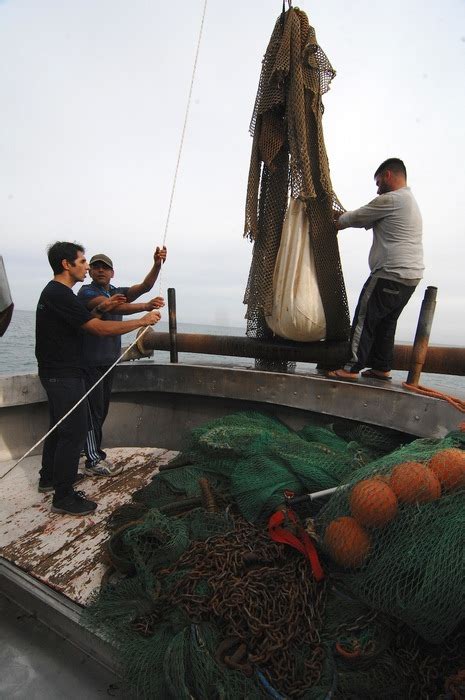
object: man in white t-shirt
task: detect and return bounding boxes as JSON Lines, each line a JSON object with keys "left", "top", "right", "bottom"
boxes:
{"left": 327, "top": 158, "right": 424, "bottom": 381}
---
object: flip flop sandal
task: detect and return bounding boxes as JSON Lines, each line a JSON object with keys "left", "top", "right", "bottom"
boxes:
{"left": 325, "top": 369, "right": 359, "bottom": 382}
{"left": 361, "top": 370, "right": 392, "bottom": 381}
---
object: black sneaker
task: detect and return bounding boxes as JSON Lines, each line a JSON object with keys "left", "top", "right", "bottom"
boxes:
{"left": 51, "top": 490, "right": 98, "bottom": 516}
{"left": 38, "top": 473, "right": 86, "bottom": 494}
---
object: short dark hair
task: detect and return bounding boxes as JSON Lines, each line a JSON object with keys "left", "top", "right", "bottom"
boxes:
{"left": 47, "top": 241, "right": 85, "bottom": 275}
{"left": 374, "top": 158, "right": 407, "bottom": 180}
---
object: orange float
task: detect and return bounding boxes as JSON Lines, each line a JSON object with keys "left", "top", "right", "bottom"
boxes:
{"left": 428, "top": 448, "right": 465, "bottom": 492}
{"left": 349, "top": 478, "right": 398, "bottom": 527}
{"left": 390, "top": 461, "right": 441, "bottom": 504}
{"left": 323, "top": 516, "right": 371, "bottom": 568}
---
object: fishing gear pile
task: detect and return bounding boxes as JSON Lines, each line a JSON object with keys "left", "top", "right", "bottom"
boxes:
{"left": 243, "top": 8, "right": 350, "bottom": 345}
{"left": 84, "top": 413, "right": 465, "bottom": 698}
{"left": 125, "top": 412, "right": 379, "bottom": 522}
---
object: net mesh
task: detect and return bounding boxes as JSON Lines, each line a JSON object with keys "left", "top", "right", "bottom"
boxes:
{"left": 132, "top": 411, "right": 381, "bottom": 523}
{"left": 317, "top": 427, "right": 465, "bottom": 644}
{"left": 84, "top": 415, "right": 465, "bottom": 698}
{"left": 243, "top": 8, "right": 350, "bottom": 343}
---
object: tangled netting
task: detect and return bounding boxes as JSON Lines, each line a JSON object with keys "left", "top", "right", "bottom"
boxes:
{"left": 243, "top": 7, "right": 350, "bottom": 344}
{"left": 318, "top": 426, "right": 465, "bottom": 645}
{"left": 84, "top": 413, "right": 465, "bottom": 698}
{"left": 128, "top": 411, "right": 385, "bottom": 523}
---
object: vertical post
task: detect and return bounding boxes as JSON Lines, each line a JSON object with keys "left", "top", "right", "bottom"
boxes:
{"left": 168, "top": 288, "right": 178, "bottom": 363}
{"left": 407, "top": 286, "right": 437, "bottom": 386}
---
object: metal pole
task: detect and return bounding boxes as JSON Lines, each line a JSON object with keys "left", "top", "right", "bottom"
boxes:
{"left": 168, "top": 288, "right": 178, "bottom": 363}
{"left": 122, "top": 330, "right": 465, "bottom": 375}
{"left": 407, "top": 286, "right": 437, "bottom": 386}
{"left": 285, "top": 486, "right": 338, "bottom": 507}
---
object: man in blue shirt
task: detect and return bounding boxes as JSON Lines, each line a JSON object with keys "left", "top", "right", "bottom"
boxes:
{"left": 78, "top": 247, "right": 166, "bottom": 476}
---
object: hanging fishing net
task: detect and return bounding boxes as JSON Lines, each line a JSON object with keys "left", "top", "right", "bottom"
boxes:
{"left": 243, "top": 7, "right": 350, "bottom": 344}
{"left": 84, "top": 414, "right": 465, "bottom": 698}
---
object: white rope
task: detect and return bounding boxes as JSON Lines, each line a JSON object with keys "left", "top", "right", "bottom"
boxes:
{"left": 158, "top": 0, "right": 208, "bottom": 292}
{"left": 6, "top": 1, "right": 209, "bottom": 479}
{"left": 162, "top": 0, "right": 207, "bottom": 247}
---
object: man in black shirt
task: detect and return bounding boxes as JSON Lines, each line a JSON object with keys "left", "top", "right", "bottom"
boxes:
{"left": 36, "top": 241, "right": 161, "bottom": 516}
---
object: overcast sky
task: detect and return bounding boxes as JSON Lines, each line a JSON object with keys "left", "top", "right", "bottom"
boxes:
{"left": 1, "top": 0, "right": 464, "bottom": 344}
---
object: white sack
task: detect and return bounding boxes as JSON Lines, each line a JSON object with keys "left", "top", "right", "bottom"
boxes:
{"left": 266, "top": 197, "right": 326, "bottom": 342}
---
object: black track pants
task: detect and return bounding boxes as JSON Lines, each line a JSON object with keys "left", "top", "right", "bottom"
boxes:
{"left": 84, "top": 366, "right": 114, "bottom": 466}
{"left": 40, "top": 377, "right": 88, "bottom": 498}
{"left": 349, "top": 276, "right": 416, "bottom": 373}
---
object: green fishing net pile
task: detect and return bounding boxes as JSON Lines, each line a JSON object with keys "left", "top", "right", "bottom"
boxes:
{"left": 129, "top": 411, "right": 382, "bottom": 522}
{"left": 84, "top": 412, "right": 465, "bottom": 699}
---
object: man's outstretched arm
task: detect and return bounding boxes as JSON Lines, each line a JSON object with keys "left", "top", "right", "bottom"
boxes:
{"left": 82, "top": 310, "right": 161, "bottom": 337}
{"left": 335, "top": 194, "right": 394, "bottom": 230}
{"left": 125, "top": 246, "right": 167, "bottom": 302}
{"left": 84, "top": 294, "right": 165, "bottom": 316}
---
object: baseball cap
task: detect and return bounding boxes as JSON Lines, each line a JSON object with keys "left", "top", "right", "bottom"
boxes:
{"left": 89, "top": 253, "right": 113, "bottom": 269}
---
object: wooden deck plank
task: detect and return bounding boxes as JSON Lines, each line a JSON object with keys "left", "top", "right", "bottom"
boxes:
{"left": 33, "top": 521, "right": 109, "bottom": 604}
{"left": 0, "top": 448, "right": 164, "bottom": 550}
{"left": 0, "top": 447, "right": 179, "bottom": 604}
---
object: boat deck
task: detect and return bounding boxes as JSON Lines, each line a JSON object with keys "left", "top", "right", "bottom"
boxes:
{"left": 0, "top": 593, "right": 122, "bottom": 698}
{"left": 0, "top": 446, "right": 177, "bottom": 606}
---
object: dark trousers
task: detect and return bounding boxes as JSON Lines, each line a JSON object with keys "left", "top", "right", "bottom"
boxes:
{"left": 349, "top": 276, "right": 416, "bottom": 373}
{"left": 40, "top": 377, "right": 88, "bottom": 498}
{"left": 84, "top": 366, "right": 114, "bottom": 466}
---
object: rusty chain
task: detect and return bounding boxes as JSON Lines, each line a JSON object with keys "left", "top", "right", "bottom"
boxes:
{"left": 160, "top": 514, "right": 326, "bottom": 697}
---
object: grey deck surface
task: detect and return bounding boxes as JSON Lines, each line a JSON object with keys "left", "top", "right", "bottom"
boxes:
{"left": 0, "top": 594, "right": 121, "bottom": 699}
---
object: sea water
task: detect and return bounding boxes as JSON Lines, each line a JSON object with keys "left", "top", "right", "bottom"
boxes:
{"left": 1, "top": 309, "right": 464, "bottom": 397}
{"left": 0, "top": 310, "right": 252, "bottom": 375}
